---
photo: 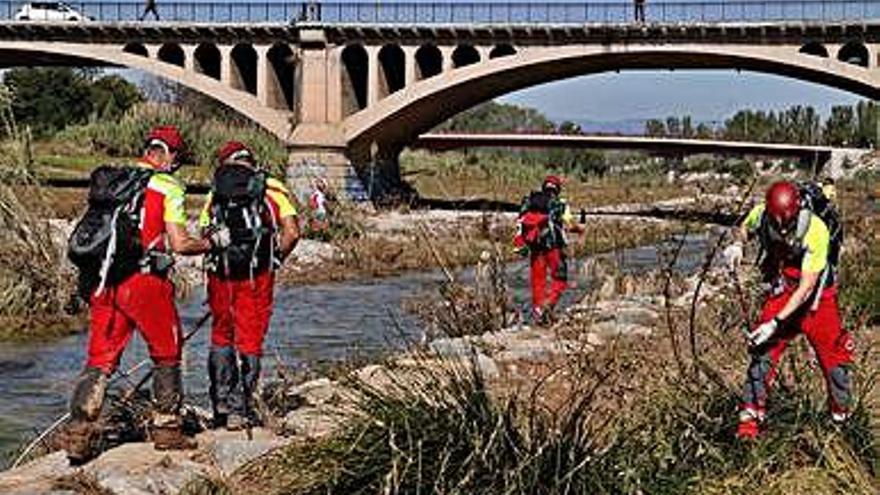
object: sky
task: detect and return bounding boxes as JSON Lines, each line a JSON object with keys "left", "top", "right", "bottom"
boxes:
{"left": 499, "top": 69, "right": 863, "bottom": 125}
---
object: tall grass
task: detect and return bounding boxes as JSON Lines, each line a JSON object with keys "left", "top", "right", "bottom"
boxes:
{"left": 57, "top": 103, "right": 288, "bottom": 175}
{"left": 232, "top": 210, "right": 880, "bottom": 494}
{"left": 0, "top": 86, "right": 76, "bottom": 336}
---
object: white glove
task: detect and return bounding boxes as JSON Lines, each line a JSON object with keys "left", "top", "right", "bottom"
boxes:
{"left": 723, "top": 242, "right": 744, "bottom": 272}
{"left": 208, "top": 225, "right": 232, "bottom": 250}
{"left": 749, "top": 318, "right": 779, "bottom": 348}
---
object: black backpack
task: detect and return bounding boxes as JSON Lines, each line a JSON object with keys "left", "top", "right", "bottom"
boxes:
{"left": 68, "top": 166, "right": 154, "bottom": 298}
{"left": 209, "top": 164, "right": 273, "bottom": 279}
{"left": 799, "top": 182, "right": 843, "bottom": 268}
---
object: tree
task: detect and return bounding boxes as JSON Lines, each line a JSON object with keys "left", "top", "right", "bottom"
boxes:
{"left": 3, "top": 68, "right": 142, "bottom": 135}
{"left": 666, "top": 117, "right": 681, "bottom": 138}
{"left": 4, "top": 68, "right": 94, "bottom": 135}
{"left": 695, "top": 123, "right": 714, "bottom": 139}
{"left": 824, "top": 105, "right": 856, "bottom": 147}
{"left": 557, "top": 120, "right": 582, "bottom": 135}
{"left": 645, "top": 119, "right": 666, "bottom": 137}
{"left": 91, "top": 75, "right": 143, "bottom": 119}
{"left": 681, "top": 115, "right": 694, "bottom": 139}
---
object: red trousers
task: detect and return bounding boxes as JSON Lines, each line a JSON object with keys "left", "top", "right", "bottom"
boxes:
{"left": 529, "top": 248, "right": 567, "bottom": 310}
{"left": 207, "top": 270, "right": 275, "bottom": 357}
{"left": 86, "top": 273, "right": 182, "bottom": 373}
{"left": 741, "top": 285, "right": 854, "bottom": 418}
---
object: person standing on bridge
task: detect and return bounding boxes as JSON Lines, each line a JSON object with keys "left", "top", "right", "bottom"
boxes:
{"left": 514, "top": 175, "right": 584, "bottom": 326}
{"left": 728, "top": 181, "right": 851, "bottom": 440}
{"left": 634, "top": 0, "right": 646, "bottom": 23}
{"left": 139, "top": 0, "right": 160, "bottom": 21}
{"left": 201, "top": 141, "right": 300, "bottom": 430}
{"left": 64, "top": 126, "right": 226, "bottom": 464}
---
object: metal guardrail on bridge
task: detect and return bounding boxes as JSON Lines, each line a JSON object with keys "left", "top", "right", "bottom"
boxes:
{"left": 0, "top": 0, "right": 878, "bottom": 24}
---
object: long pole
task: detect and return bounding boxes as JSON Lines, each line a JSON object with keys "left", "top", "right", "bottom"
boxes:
{"left": 11, "top": 310, "right": 212, "bottom": 469}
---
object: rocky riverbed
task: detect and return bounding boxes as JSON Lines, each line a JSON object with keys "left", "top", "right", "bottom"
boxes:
{"left": 0, "top": 258, "right": 731, "bottom": 494}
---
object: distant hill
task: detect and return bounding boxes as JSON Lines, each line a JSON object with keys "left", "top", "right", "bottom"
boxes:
{"left": 570, "top": 118, "right": 648, "bottom": 135}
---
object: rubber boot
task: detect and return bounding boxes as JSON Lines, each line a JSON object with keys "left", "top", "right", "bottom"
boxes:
{"left": 240, "top": 354, "right": 262, "bottom": 427}
{"left": 208, "top": 347, "right": 238, "bottom": 429}
{"left": 150, "top": 365, "right": 196, "bottom": 451}
{"left": 66, "top": 368, "right": 108, "bottom": 465}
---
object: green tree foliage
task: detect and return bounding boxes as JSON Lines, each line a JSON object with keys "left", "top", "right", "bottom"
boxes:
{"left": 644, "top": 119, "right": 666, "bottom": 137}
{"left": 825, "top": 106, "right": 856, "bottom": 147}
{"left": 3, "top": 68, "right": 142, "bottom": 136}
{"left": 437, "top": 101, "right": 555, "bottom": 133}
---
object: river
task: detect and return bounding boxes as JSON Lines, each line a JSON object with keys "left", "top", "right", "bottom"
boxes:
{"left": 0, "top": 233, "right": 711, "bottom": 465}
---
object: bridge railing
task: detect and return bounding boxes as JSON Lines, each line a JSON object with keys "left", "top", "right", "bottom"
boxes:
{"left": 0, "top": 1, "right": 878, "bottom": 24}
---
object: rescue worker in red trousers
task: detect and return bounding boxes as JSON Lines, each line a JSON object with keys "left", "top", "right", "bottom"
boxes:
{"left": 731, "top": 181, "right": 853, "bottom": 440}
{"left": 66, "top": 126, "right": 230, "bottom": 463}
{"left": 514, "top": 175, "right": 584, "bottom": 325}
{"left": 200, "top": 141, "right": 299, "bottom": 429}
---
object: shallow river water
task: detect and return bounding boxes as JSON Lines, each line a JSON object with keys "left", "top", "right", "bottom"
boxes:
{"left": 0, "top": 233, "right": 710, "bottom": 465}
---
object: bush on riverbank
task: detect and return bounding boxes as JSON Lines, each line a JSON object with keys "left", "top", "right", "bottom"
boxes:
{"left": 0, "top": 86, "right": 78, "bottom": 338}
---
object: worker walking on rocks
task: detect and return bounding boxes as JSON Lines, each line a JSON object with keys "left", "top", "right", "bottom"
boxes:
{"left": 514, "top": 175, "right": 584, "bottom": 326}
{"left": 201, "top": 141, "right": 299, "bottom": 430}
{"left": 65, "top": 126, "right": 226, "bottom": 464}
{"left": 730, "top": 180, "right": 852, "bottom": 440}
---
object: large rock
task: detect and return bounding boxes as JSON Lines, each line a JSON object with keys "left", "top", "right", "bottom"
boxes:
{"left": 202, "top": 428, "right": 286, "bottom": 475}
{"left": 291, "top": 240, "right": 339, "bottom": 266}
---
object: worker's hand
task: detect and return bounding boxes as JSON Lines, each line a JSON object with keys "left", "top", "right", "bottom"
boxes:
{"left": 748, "top": 318, "right": 779, "bottom": 348}
{"left": 723, "top": 242, "right": 744, "bottom": 272}
{"left": 206, "top": 225, "right": 232, "bottom": 251}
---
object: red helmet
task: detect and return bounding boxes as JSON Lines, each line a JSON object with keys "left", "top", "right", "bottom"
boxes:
{"left": 145, "top": 125, "right": 184, "bottom": 153}
{"left": 765, "top": 181, "right": 800, "bottom": 229}
{"left": 218, "top": 140, "right": 254, "bottom": 166}
{"left": 543, "top": 175, "right": 563, "bottom": 191}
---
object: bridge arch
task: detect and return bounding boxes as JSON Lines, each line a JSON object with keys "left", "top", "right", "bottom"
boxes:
{"left": 378, "top": 44, "right": 405, "bottom": 98}
{"left": 267, "top": 42, "right": 295, "bottom": 110}
{"left": 231, "top": 43, "right": 258, "bottom": 94}
{"left": 0, "top": 40, "right": 290, "bottom": 139}
{"left": 158, "top": 43, "right": 185, "bottom": 67}
{"left": 341, "top": 43, "right": 369, "bottom": 116}
{"left": 415, "top": 44, "right": 442, "bottom": 80}
{"left": 123, "top": 42, "right": 148, "bottom": 57}
{"left": 194, "top": 43, "right": 221, "bottom": 80}
{"left": 838, "top": 41, "right": 869, "bottom": 67}
{"left": 490, "top": 44, "right": 517, "bottom": 59}
{"left": 452, "top": 44, "right": 480, "bottom": 68}
{"left": 344, "top": 44, "right": 880, "bottom": 156}
{"left": 799, "top": 41, "right": 828, "bottom": 58}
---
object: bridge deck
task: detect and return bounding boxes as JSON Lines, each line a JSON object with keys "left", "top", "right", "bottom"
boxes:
{"left": 0, "top": 0, "right": 876, "bottom": 27}
{"left": 415, "top": 133, "right": 840, "bottom": 160}
{"left": 0, "top": 19, "right": 876, "bottom": 43}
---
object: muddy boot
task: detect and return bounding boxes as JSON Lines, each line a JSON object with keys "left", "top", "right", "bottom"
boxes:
{"left": 208, "top": 347, "right": 238, "bottom": 429}
{"left": 150, "top": 365, "right": 196, "bottom": 451}
{"left": 66, "top": 368, "right": 108, "bottom": 465}
{"left": 240, "top": 354, "right": 263, "bottom": 427}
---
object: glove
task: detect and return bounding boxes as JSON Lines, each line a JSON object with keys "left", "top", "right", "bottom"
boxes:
{"left": 723, "top": 242, "right": 744, "bottom": 272}
{"left": 748, "top": 317, "right": 779, "bottom": 348}
{"left": 207, "top": 225, "right": 232, "bottom": 250}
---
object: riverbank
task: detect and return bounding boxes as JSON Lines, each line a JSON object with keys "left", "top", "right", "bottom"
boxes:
{"left": 4, "top": 243, "right": 878, "bottom": 494}
{"left": 0, "top": 247, "right": 719, "bottom": 493}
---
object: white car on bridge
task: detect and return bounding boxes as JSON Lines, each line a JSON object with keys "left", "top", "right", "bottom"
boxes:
{"left": 14, "top": 2, "right": 92, "bottom": 21}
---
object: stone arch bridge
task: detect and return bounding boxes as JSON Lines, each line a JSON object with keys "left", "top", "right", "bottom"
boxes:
{"left": 1, "top": 16, "right": 879, "bottom": 194}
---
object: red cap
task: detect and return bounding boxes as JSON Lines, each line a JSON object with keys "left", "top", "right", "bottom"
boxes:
{"left": 766, "top": 181, "right": 800, "bottom": 227}
{"left": 217, "top": 140, "right": 254, "bottom": 165}
{"left": 145, "top": 125, "right": 184, "bottom": 152}
{"left": 543, "top": 175, "right": 563, "bottom": 190}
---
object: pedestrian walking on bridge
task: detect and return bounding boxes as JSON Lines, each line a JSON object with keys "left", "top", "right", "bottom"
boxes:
{"left": 634, "top": 0, "right": 646, "bottom": 23}
{"left": 139, "top": 0, "right": 159, "bottom": 21}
